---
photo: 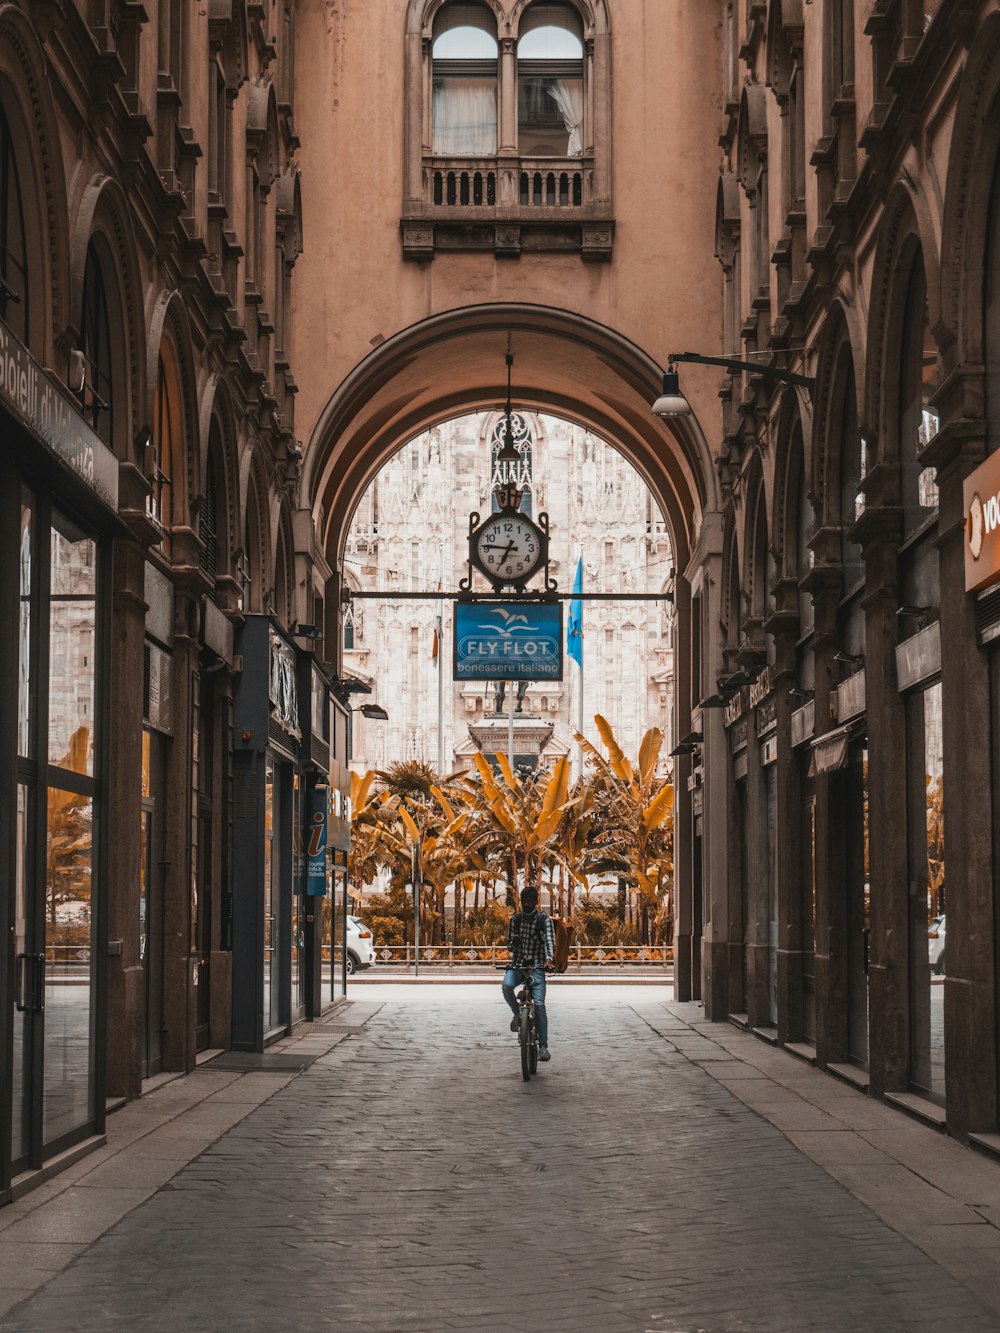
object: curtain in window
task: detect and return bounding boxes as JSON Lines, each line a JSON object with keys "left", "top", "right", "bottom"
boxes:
{"left": 548, "top": 80, "right": 583, "bottom": 155}
{"left": 433, "top": 78, "right": 497, "bottom": 155}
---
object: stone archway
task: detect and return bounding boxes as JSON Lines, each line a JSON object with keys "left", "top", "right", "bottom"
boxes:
{"left": 303, "top": 301, "right": 718, "bottom": 580}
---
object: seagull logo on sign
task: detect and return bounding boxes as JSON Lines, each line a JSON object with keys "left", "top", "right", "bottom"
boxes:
{"left": 478, "top": 608, "right": 530, "bottom": 636}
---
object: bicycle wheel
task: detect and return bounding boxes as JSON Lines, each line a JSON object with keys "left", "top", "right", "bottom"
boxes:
{"left": 529, "top": 1024, "right": 538, "bottom": 1074}
{"left": 519, "top": 1008, "right": 532, "bottom": 1081}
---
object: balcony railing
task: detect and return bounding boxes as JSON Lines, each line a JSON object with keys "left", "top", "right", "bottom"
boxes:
{"left": 426, "top": 155, "right": 590, "bottom": 211}
{"left": 404, "top": 154, "right": 612, "bottom": 260}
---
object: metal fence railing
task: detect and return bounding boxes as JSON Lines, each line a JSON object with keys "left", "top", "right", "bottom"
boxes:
{"left": 367, "top": 943, "right": 672, "bottom": 968}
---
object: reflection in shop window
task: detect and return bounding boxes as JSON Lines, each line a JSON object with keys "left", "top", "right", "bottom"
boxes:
{"left": 19, "top": 491, "right": 32, "bottom": 757}
{"left": 44, "top": 786, "right": 95, "bottom": 1144}
{"left": 925, "top": 683, "right": 945, "bottom": 917}
{"left": 48, "top": 517, "right": 97, "bottom": 777}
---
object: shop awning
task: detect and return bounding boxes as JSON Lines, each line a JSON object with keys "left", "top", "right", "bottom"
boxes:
{"left": 809, "top": 726, "right": 851, "bottom": 776}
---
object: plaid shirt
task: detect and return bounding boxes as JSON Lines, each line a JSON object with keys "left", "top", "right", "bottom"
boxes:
{"left": 506, "top": 910, "right": 555, "bottom": 968}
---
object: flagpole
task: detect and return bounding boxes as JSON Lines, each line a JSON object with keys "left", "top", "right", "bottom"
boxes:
{"left": 577, "top": 648, "right": 584, "bottom": 777}
{"left": 436, "top": 551, "right": 444, "bottom": 775}
{"left": 508, "top": 678, "right": 515, "bottom": 772}
{"left": 569, "top": 554, "right": 584, "bottom": 781}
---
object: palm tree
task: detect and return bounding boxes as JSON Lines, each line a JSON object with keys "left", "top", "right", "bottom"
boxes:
{"left": 575, "top": 717, "right": 674, "bottom": 945}
{"left": 463, "top": 752, "right": 573, "bottom": 898}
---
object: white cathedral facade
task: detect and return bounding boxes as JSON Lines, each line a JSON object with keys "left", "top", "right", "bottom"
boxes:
{"left": 342, "top": 412, "right": 675, "bottom": 779}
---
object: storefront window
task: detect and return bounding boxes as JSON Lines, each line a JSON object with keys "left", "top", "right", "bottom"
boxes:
{"left": 908, "top": 681, "right": 945, "bottom": 1099}
{"left": 19, "top": 490, "right": 32, "bottom": 757}
{"left": 11, "top": 783, "right": 30, "bottom": 1165}
{"left": 48, "top": 516, "right": 97, "bottom": 776}
{"left": 44, "top": 786, "right": 95, "bottom": 1144}
{"left": 801, "top": 781, "right": 817, "bottom": 1042}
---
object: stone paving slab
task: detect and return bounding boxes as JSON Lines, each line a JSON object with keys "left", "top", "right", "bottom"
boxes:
{"left": 2, "top": 988, "right": 1000, "bottom": 1331}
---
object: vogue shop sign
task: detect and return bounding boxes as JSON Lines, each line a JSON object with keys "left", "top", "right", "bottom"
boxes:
{"left": 965, "top": 450, "right": 1000, "bottom": 592}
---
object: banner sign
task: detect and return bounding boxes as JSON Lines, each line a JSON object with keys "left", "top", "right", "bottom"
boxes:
{"left": 454, "top": 600, "right": 563, "bottom": 681}
{"left": 0, "top": 317, "right": 118, "bottom": 509}
{"left": 964, "top": 448, "right": 1000, "bottom": 593}
{"left": 305, "top": 783, "right": 328, "bottom": 894}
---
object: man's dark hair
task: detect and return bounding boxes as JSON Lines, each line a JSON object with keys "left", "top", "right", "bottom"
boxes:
{"left": 520, "top": 885, "right": 539, "bottom": 911}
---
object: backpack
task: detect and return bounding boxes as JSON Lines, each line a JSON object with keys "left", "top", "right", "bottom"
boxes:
{"left": 535, "top": 912, "right": 572, "bottom": 974}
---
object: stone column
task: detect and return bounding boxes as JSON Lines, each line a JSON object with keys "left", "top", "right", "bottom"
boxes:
{"left": 771, "top": 614, "right": 803, "bottom": 1044}
{"left": 672, "top": 574, "right": 694, "bottom": 1001}
{"left": 403, "top": 31, "right": 428, "bottom": 212}
{"left": 692, "top": 512, "right": 731, "bottom": 1020}
{"left": 805, "top": 550, "right": 847, "bottom": 1065}
{"left": 209, "top": 668, "right": 234, "bottom": 1051}
{"left": 499, "top": 39, "right": 517, "bottom": 155}
{"left": 161, "top": 587, "right": 199, "bottom": 1072}
{"left": 856, "top": 506, "right": 908, "bottom": 1099}
{"left": 744, "top": 703, "right": 770, "bottom": 1029}
{"left": 104, "top": 538, "right": 147, "bottom": 1100}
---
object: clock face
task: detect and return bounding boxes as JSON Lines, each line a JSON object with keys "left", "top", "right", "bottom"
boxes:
{"left": 472, "top": 513, "right": 545, "bottom": 585}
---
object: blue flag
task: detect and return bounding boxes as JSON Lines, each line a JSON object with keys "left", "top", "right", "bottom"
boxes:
{"left": 567, "top": 555, "right": 583, "bottom": 669}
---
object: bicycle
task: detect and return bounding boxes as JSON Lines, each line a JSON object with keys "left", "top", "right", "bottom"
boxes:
{"left": 498, "top": 964, "right": 547, "bottom": 1081}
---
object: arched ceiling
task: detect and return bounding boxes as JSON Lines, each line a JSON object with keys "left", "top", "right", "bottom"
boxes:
{"left": 302, "top": 303, "right": 719, "bottom": 573}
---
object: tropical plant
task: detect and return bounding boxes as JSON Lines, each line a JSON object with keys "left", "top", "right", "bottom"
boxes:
{"left": 574, "top": 717, "right": 674, "bottom": 944}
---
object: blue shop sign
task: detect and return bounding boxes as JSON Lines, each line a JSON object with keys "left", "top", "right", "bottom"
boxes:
{"left": 454, "top": 601, "right": 563, "bottom": 681}
{"left": 305, "top": 784, "right": 328, "bottom": 894}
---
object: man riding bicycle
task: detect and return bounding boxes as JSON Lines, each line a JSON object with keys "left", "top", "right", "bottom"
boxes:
{"left": 502, "top": 886, "right": 554, "bottom": 1062}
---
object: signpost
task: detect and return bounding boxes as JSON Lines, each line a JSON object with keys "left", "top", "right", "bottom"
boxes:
{"left": 453, "top": 600, "right": 563, "bottom": 681}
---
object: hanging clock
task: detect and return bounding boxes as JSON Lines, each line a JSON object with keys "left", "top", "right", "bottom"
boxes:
{"left": 470, "top": 511, "right": 548, "bottom": 588}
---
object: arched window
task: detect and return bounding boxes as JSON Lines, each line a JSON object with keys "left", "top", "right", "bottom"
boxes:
{"left": 200, "top": 422, "right": 227, "bottom": 597}
{"left": 343, "top": 604, "right": 356, "bottom": 651}
{"left": 80, "top": 244, "right": 114, "bottom": 447}
{"left": 517, "top": 3, "right": 584, "bottom": 157}
{"left": 274, "top": 519, "right": 293, "bottom": 627}
{"left": 152, "top": 341, "right": 184, "bottom": 538}
{"left": 0, "top": 105, "right": 28, "bottom": 341}
{"left": 405, "top": 0, "right": 611, "bottom": 258}
{"left": 432, "top": 3, "right": 498, "bottom": 155}
{"left": 898, "top": 249, "right": 939, "bottom": 537}
{"left": 791, "top": 427, "right": 815, "bottom": 689}
{"left": 832, "top": 357, "right": 862, "bottom": 593}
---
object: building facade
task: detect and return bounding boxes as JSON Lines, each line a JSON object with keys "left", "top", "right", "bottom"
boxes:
{"left": 687, "top": 0, "right": 1000, "bottom": 1144}
{"left": 10, "top": 0, "right": 1000, "bottom": 1206}
{"left": 342, "top": 412, "right": 675, "bottom": 777}
{"left": 0, "top": 0, "right": 347, "bottom": 1204}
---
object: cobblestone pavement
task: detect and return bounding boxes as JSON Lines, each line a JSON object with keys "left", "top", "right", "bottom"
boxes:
{"left": 3, "top": 986, "right": 1000, "bottom": 1333}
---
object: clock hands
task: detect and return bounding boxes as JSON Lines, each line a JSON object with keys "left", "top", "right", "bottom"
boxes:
{"left": 481, "top": 540, "right": 517, "bottom": 565}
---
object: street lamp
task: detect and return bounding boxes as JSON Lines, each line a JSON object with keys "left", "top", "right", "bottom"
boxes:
{"left": 355, "top": 703, "right": 389, "bottom": 721}
{"left": 652, "top": 352, "right": 815, "bottom": 417}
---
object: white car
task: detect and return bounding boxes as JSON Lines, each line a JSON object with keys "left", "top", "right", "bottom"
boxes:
{"left": 928, "top": 915, "right": 946, "bottom": 975}
{"left": 347, "top": 915, "right": 376, "bottom": 975}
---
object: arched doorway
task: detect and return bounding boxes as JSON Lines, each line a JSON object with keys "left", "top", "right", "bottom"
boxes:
{"left": 303, "top": 302, "right": 721, "bottom": 1004}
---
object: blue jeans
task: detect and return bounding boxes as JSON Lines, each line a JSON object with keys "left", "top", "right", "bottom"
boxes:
{"left": 502, "top": 967, "right": 548, "bottom": 1046}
